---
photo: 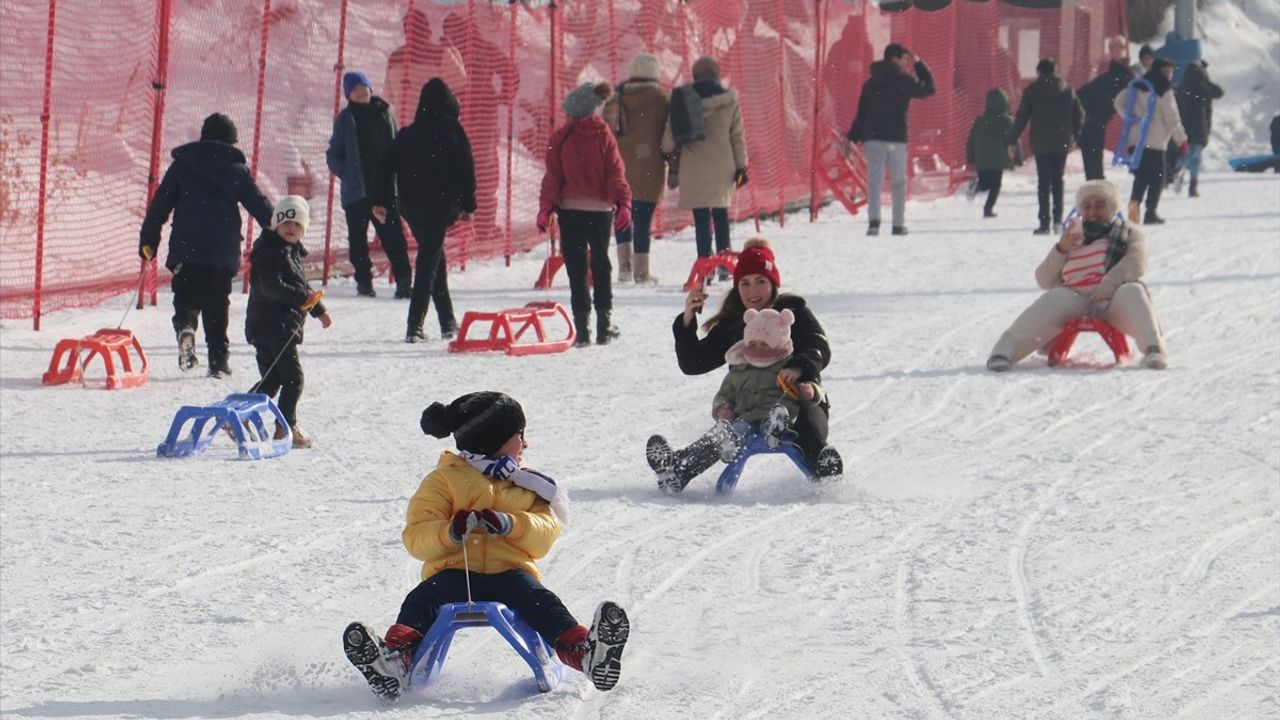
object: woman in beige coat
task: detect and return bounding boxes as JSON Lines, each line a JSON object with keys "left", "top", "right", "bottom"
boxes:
{"left": 662, "top": 56, "right": 748, "bottom": 266}
{"left": 604, "top": 52, "right": 670, "bottom": 284}
{"left": 1114, "top": 58, "right": 1187, "bottom": 224}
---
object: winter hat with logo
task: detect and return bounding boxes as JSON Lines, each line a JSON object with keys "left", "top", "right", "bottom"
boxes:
{"left": 563, "top": 82, "right": 613, "bottom": 118}
{"left": 421, "top": 391, "right": 526, "bottom": 456}
{"left": 200, "top": 113, "right": 238, "bottom": 145}
{"left": 1076, "top": 179, "right": 1121, "bottom": 216}
{"left": 628, "top": 52, "right": 661, "bottom": 82}
{"left": 740, "top": 307, "right": 795, "bottom": 366}
{"left": 733, "top": 236, "right": 781, "bottom": 288}
{"left": 271, "top": 195, "right": 311, "bottom": 235}
{"left": 343, "top": 71, "right": 373, "bottom": 99}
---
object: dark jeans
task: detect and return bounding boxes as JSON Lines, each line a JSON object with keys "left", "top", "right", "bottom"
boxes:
{"left": 614, "top": 200, "right": 657, "bottom": 254}
{"left": 396, "top": 569, "right": 578, "bottom": 645}
{"left": 1079, "top": 121, "right": 1107, "bottom": 180}
{"left": 1034, "top": 153, "right": 1067, "bottom": 226}
{"left": 1131, "top": 148, "right": 1166, "bottom": 212}
{"left": 251, "top": 337, "right": 303, "bottom": 426}
{"left": 404, "top": 215, "right": 456, "bottom": 334}
{"left": 171, "top": 263, "right": 234, "bottom": 366}
{"left": 344, "top": 199, "right": 412, "bottom": 292}
{"left": 558, "top": 209, "right": 613, "bottom": 319}
{"left": 977, "top": 169, "right": 1003, "bottom": 212}
{"left": 691, "top": 207, "right": 730, "bottom": 257}
{"left": 794, "top": 401, "right": 831, "bottom": 472}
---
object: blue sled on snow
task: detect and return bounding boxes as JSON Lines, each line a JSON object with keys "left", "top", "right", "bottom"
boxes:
{"left": 156, "top": 393, "right": 292, "bottom": 460}
{"left": 716, "top": 432, "right": 813, "bottom": 494}
{"left": 407, "top": 601, "right": 564, "bottom": 693}
{"left": 1112, "top": 78, "right": 1156, "bottom": 171}
{"left": 1228, "top": 154, "right": 1280, "bottom": 173}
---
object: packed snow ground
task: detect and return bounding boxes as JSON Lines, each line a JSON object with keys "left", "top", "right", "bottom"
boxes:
{"left": 2, "top": 167, "right": 1278, "bottom": 719}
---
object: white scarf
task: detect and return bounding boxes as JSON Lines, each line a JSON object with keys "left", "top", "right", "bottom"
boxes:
{"left": 458, "top": 451, "right": 571, "bottom": 526}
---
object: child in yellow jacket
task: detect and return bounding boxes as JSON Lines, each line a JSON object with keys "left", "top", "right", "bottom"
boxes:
{"left": 342, "top": 391, "right": 629, "bottom": 700}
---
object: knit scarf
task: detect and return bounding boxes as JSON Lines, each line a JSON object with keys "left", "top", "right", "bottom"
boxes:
{"left": 458, "top": 450, "right": 571, "bottom": 525}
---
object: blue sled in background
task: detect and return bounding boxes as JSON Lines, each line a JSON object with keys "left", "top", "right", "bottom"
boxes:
{"left": 1228, "top": 154, "right": 1280, "bottom": 173}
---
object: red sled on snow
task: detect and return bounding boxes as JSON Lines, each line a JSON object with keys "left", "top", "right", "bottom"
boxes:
{"left": 42, "top": 327, "right": 149, "bottom": 389}
{"left": 1047, "top": 317, "right": 1131, "bottom": 367}
{"left": 683, "top": 250, "right": 740, "bottom": 291}
{"left": 447, "top": 301, "right": 576, "bottom": 356}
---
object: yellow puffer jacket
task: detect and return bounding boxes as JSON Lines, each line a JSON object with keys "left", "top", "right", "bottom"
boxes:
{"left": 403, "top": 451, "right": 561, "bottom": 581}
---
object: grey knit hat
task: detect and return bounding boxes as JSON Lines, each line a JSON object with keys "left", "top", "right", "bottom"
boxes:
{"left": 562, "top": 82, "right": 612, "bottom": 118}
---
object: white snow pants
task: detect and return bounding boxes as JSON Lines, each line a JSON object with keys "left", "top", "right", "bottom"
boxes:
{"left": 863, "top": 140, "right": 908, "bottom": 227}
{"left": 990, "top": 283, "right": 1165, "bottom": 364}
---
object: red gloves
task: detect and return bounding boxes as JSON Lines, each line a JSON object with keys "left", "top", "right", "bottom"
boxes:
{"left": 449, "top": 509, "right": 512, "bottom": 544}
{"left": 1179, "top": 141, "right": 1190, "bottom": 158}
{"left": 614, "top": 205, "right": 632, "bottom": 233}
{"left": 536, "top": 207, "right": 552, "bottom": 234}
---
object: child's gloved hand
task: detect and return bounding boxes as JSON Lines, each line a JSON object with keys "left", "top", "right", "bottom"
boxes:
{"left": 449, "top": 510, "right": 482, "bottom": 544}
{"left": 477, "top": 509, "right": 512, "bottom": 536}
{"left": 301, "top": 290, "right": 324, "bottom": 310}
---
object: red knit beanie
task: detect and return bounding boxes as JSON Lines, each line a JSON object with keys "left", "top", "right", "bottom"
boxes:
{"left": 733, "top": 237, "right": 781, "bottom": 287}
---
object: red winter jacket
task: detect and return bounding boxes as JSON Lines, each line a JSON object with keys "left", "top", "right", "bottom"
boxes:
{"left": 538, "top": 115, "right": 632, "bottom": 214}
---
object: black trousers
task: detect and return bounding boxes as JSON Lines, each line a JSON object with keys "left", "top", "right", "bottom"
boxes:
{"left": 1034, "top": 153, "right": 1067, "bottom": 226}
{"left": 344, "top": 199, "right": 412, "bottom": 292}
{"left": 404, "top": 215, "right": 456, "bottom": 334}
{"left": 396, "top": 569, "right": 578, "bottom": 645}
{"left": 1079, "top": 122, "right": 1107, "bottom": 180}
{"left": 692, "top": 207, "right": 731, "bottom": 257}
{"left": 1131, "top": 148, "right": 1166, "bottom": 212}
{"left": 977, "top": 169, "right": 1003, "bottom": 212}
{"left": 252, "top": 336, "right": 303, "bottom": 427}
{"left": 558, "top": 209, "right": 613, "bottom": 319}
{"left": 171, "top": 263, "right": 234, "bottom": 365}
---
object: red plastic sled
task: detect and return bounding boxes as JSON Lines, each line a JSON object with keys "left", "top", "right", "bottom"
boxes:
{"left": 42, "top": 327, "right": 149, "bottom": 389}
{"left": 1047, "top": 317, "right": 1131, "bottom": 367}
{"left": 816, "top": 128, "right": 868, "bottom": 217}
{"left": 447, "top": 301, "right": 576, "bottom": 356}
{"left": 683, "top": 250, "right": 740, "bottom": 291}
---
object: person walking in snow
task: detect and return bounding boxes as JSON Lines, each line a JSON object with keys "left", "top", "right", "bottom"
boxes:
{"left": 1076, "top": 60, "right": 1133, "bottom": 180}
{"left": 1113, "top": 58, "right": 1187, "bottom": 225}
{"left": 986, "top": 180, "right": 1168, "bottom": 373}
{"left": 604, "top": 51, "right": 670, "bottom": 285}
{"left": 965, "top": 88, "right": 1020, "bottom": 218}
{"left": 371, "top": 78, "right": 474, "bottom": 344}
{"left": 537, "top": 82, "right": 633, "bottom": 346}
{"left": 653, "top": 237, "right": 841, "bottom": 489}
{"left": 1174, "top": 60, "right": 1225, "bottom": 197}
{"left": 139, "top": 113, "right": 273, "bottom": 378}
{"left": 342, "top": 391, "right": 629, "bottom": 701}
{"left": 325, "top": 71, "right": 414, "bottom": 299}
{"left": 843, "top": 43, "right": 935, "bottom": 236}
{"left": 244, "top": 196, "right": 332, "bottom": 449}
{"left": 1010, "top": 58, "right": 1085, "bottom": 235}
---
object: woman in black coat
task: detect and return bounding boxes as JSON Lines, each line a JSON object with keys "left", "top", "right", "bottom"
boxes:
{"left": 372, "top": 78, "right": 476, "bottom": 343}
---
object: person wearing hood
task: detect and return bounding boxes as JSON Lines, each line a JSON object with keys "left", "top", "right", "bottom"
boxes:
{"left": 604, "top": 52, "right": 669, "bottom": 285}
{"left": 1077, "top": 60, "right": 1133, "bottom": 180}
{"left": 538, "top": 82, "right": 633, "bottom": 347}
{"left": 1113, "top": 58, "right": 1187, "bottom": 224}
{"left": 965, "top": 88, "right": 1019, "bottom": 218}
{"left": 371, "top": 78, "right": 475, "bottom": 344}
{"left": 844, "top": 43, "right": 935, "bottom": 236}
{"left": 326, "top": 71, "right": 413, "bottom": 299}
{"left": 986, "top": 180, "right": 1168, "bottom": 373}
{"left": 660, "top": 56, "right": 748, "bottom": 264}
{"left": 244, "top": 196, "right": 332, "bottom": 449}
{"left": 1174, "top": 60, "right": 1225, "bottom": 197}
{"left": 1010, "top": 58, "right": 1086, "bottom": 235}
{"left": 138, "top": 113, "right": 273, "bottom": 377}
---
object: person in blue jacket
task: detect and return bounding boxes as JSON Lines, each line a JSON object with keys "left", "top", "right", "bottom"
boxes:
{"left": 139, "top": 113, "right": 272, "bottom": 377}
{"left": 325, "top": 71, "right": 414, "bottom": 299}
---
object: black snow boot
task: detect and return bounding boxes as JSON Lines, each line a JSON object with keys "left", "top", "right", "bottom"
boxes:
{"left": 573, "top": 313, "right": 591, "bottom": 348}
{"left": 177, "top": 327, "right": 199, "bottom": 372}
{"left": 1188, "top": 178, "right": 1199, "bottom": 197}
{"left": 207, "top": 344, "right": 231, "bottom": 377}
{"left": 595, "top": 311, "right": 620, "bottom": 345}
{"left": 646, "top": 425, "right": 726, "bottom": 494}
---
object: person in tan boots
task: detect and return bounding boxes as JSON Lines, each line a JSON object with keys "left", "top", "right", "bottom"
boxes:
{"left": 987, "top": 180, "right": 1168, "bottom": 372}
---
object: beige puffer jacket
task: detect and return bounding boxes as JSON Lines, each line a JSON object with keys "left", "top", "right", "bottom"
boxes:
{"left": 662, "top": 90, "right": 747, "bottom": 210}
{"left": 603, "top": 81, "right": 670, "bottom": 204}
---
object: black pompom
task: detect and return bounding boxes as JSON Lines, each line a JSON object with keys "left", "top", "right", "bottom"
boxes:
{"left": 420, "top": 402, "right": 453, "bottom": 438}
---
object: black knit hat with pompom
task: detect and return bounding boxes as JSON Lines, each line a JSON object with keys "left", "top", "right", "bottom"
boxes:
{"left": 421, "top": 391, "right": 526, "bottom": 456}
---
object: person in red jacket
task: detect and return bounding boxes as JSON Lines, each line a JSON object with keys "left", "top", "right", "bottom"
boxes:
{"left": 538, "top": 82, "right": 633, "bottom": 346}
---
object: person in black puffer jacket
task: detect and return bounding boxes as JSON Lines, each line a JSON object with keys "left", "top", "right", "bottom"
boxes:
{"left": 1010, "top": 58, "right": 1086, "bottom": 234}
{"left": 371, "top": 78, "right": 476, "bottom": 344}
{"left": 1076, "top": 60, "right": 1132, "bottom": 180}
{"left": 1174, "top": 60, "right": 1225, "bottom": 197}
{"left": 139, "top": 113, "right": 273, "bottom": 377}
{"left": 245, "top": 196, "right": 332, "bottom": 449}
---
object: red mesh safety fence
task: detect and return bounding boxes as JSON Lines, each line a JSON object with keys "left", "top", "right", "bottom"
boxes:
{"left": 1, "top": 0, "right": 1125, "bottom": 325}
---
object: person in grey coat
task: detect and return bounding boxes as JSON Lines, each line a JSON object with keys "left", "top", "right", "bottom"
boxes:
{"left": 1010, "top": 58, "right": 1085, "bottom": 235}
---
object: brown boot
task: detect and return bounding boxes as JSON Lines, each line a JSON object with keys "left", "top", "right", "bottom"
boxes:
{"left": 1128, "top": 200, "right": 1141, "bottom": 223}
{"left": 633, "top": 253, "right": 659, "bottom": 284}
{"left": 615, "top": 243, "right": 632, "bottom": 283}
{"left": 274, "top": 423, "right": 312, "bottom": 448}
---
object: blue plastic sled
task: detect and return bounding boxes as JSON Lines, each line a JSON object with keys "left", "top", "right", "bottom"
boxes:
{"left": 1228, "top": 154, "right": 1280, "bottom": 172}
{"left": 156, "top": 393, "right": 292, "bottom": 460}
{"left": 407, "top": 601, "right": 564, "bottom": 693}
{"left": 1112, "top": 78, "right": 1156, "bottom": 170}
{"left": 715, "top": 432, "right": 813, "bottom": 494}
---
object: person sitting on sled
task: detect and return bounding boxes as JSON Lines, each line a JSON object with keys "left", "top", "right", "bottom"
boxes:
{"left": 648, "top": 237, "right": 842, "bottom": 492}
{"left": 342, "top": 391, "right": 629, "bottom": 701}
{"left": 986, "top": 179, "right": 1168, "bottom": 372}
{"left": 648, "top": 305, "right": 829, "bottom": 493}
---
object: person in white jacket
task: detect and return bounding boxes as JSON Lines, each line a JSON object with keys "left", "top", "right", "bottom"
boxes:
{"left": 987, "top": 180, "right": 1168, "bottom": 372}
{"left": 1114, "top": 58, "right": 1187, "bottom": 224}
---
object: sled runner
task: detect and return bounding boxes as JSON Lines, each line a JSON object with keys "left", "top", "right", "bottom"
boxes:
{"left": 1112, "top": 78, "right": 1156, "bottom": 170}
{"left": 42, "top": 328, "right": 148, "bottom": 390}
{"left": 408, "top": 601, "right": 564, "bottom": 693}
{"left": 156, "top": 393, "right": 292, "bottom": 460}
{"left": 1046, "top": 317, "right": 1131, "bottom": 367}
{"left": 716, "top": 432, "right": 814, "bottom": 494}
{"left": 683, "top": 250, "right": 739, "bottom": 291}
{"left": 447, "top": 301, "right": 576, "bottom": 356}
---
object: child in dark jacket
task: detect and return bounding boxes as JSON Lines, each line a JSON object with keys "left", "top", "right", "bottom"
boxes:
{"left": 245, "top": 196, "right": 332, "bottom": 448}
{"left": 965, "top": 88, "right": 1019, "bottom": 218}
